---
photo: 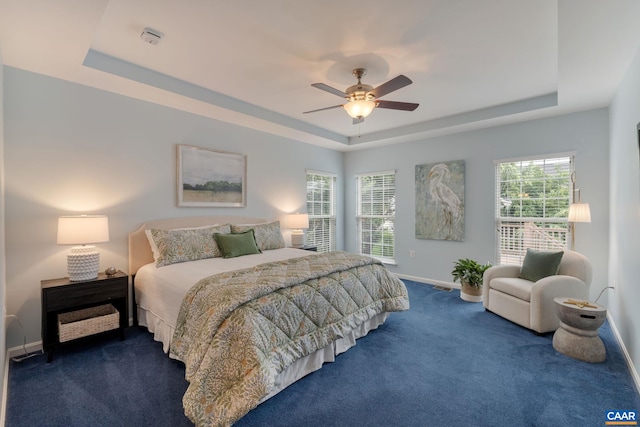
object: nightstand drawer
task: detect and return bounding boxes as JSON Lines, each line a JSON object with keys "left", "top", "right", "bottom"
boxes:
{"left": 44, "top": 280, "right": 127, "bottom": 311}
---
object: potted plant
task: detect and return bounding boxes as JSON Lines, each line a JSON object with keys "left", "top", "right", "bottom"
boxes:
{"left": 451, "top": 258, "right": 492, "bottom": 302}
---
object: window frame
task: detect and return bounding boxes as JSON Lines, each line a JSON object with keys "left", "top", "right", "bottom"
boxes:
{"left": 356, "top": 170, "right": 396, "bottom": 264}
{"left": 494, "top": 153, "right": 574, "bottom": 265}
{"left": 305, "top": 170, "right": 337, "bottom": 253}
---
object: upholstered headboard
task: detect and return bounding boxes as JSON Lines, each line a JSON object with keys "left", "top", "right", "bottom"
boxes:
{"left": 128, "top": 216, "right": 266, "bottom": 275}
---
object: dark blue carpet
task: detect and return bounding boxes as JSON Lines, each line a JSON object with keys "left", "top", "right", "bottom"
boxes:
{"left": 7, "top": 280, "right": 640, "bottom": 426}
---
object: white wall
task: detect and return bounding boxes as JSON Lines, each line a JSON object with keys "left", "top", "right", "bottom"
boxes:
{"left": 3, "top": 67, "right": 344, "bottom": 348}
{"left": 0, "top": 48, "right": 7, "bottom": 411}
{"left": 609, "top": 46, "right": 640, "bottom": 381}
{"left": 344, "top": 109, "right": 610, "bottom": 298}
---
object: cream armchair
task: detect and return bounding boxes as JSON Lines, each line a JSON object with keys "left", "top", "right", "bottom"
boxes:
{"left": 482, "top": 250, "right": 593, "bottom": 334}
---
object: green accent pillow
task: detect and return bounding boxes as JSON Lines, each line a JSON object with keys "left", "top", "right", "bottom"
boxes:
{"left": 520, "top": 249, "right": 564, "bottom": 282}
{"left": 213, "top": 230, "right": 262, "bottom": 258}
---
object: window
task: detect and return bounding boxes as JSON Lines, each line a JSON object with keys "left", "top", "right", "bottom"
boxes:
{"left": 306, "top": 171, "right": 336, "bottom": 253}
{"left": 495, "top": 155, "right": 573, "bottom": 265}
{"left": 356, "top": 171, "right": 396, "bottom": 263}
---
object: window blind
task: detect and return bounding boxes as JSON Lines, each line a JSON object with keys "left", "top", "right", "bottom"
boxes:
{"left": 305, "top": 171, "right": 336, "bottom": 253}
{"left": 356, "top": 171, "right": 396, "bottom": 262}
{"left": 495, "top": 155, "right": 573, "bottom": 265}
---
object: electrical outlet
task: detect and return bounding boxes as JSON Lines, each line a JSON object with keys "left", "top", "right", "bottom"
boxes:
{"left": 409, "top": 250, "right": 416, "bottom": 258}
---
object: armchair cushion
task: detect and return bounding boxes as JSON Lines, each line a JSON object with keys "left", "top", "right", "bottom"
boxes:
{"left": 489, "top": 278, "right": 534, "bottom": 302}
{"left": 519, "top": 249, "right": 564, "bottom": 282}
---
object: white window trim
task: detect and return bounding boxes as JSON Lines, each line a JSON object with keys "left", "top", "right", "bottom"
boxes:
{"left": 495, "top": 154, "right": 574, "bottom": 265}
{"left": 356, "top": 170, "right": 396, "bottom": 264}
{"left": 305, "top": 170, "right": 337, "bottom": 253}
{"left": 493, "top": 151, "right": 577, "bottom": 165}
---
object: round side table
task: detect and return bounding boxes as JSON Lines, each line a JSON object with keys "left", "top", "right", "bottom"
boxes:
{"left": 552, "top": 297, "right": 607, "bottom": 363}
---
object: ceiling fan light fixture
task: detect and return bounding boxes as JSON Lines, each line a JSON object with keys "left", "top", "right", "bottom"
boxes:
{"left": 306, "top": 68, "right": 419, "bottom": 123}
{"left": 344, "top": 99, "right": 376, "bottom": 119}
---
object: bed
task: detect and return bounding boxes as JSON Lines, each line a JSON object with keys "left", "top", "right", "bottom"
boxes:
{"left": 129, "top": 216, "right": 409, "bottom": 427}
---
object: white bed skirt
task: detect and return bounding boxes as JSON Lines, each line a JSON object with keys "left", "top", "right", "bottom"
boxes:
{"left": 138, "top": 307, "right": 389, "bottom": 401}
{"left": 138, "top": 306, "right": 176, "bottom": 354}
{"left": 261, "top": 311, "right": 389, "bottom": 403}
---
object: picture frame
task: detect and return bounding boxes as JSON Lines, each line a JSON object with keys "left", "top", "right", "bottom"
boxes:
{"left": 177, "top": 144, "right": 247, "bottom": 207}
{"left": 415, "top": 160, "right": 465, "bottom": 241}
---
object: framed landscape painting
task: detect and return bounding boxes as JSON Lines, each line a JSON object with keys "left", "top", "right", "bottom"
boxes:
{"left": 177, "top": 144, "right": 246, "bottom": 207}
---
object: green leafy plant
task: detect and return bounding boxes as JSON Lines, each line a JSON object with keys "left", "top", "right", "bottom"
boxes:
{"left": 451, "top": 258, "right": 492, "bottom": 288}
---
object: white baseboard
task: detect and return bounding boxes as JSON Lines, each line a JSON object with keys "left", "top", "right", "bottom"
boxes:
{"left": 606, "top": 313, "right": 640, "bottom": 395}
{"left": 2, "top": 340, "right": 44, "bottom": 426}
{"left": 394, "top": 273, "right": 460, "bottom": 290}
{"left": 7, "top": 341, "right": 42, "bottom": 358}
{"left": 1, "top": 350, "right": 7, "bottom": 427}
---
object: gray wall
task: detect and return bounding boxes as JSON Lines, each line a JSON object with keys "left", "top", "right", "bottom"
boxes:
{"left": 3, "top": 67, "right": 344, "bottom": 348}
{"left": 0, "top": 50, "right": 6, "bottom": 409}
{"left": 344, "top": 109, "right": 610, "bottom": 298}
{"left": 609, "top": 44, "right": 640, "bottom": 385}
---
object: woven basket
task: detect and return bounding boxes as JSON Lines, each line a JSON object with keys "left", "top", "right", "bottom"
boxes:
{"left": 58, "top": 304, "right": 119, "bottom": 343}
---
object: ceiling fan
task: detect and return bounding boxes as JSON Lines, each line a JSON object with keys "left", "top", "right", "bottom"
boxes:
{"left": 304, "top": 68, "right": 419, "bottom": 124}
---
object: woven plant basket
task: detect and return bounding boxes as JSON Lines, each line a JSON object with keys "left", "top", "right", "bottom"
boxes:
{"left": 460, "top": 282, "right": 483, "bottom": 302}
{"left": 58, "top": 304, "right": 119, "bottom": 342}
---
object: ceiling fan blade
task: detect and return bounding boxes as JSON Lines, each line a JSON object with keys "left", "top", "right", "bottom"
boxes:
{"left": 375, "top": 100, "right": 419, "bottom": 111}
{"left": 370, "top": 75, "right": 412, "bottom": 99}
{"left": 303, "top": 104, "right": 344, "bottom": 114}
{"left": 353, "top": 117, "right": 364, "bottom": 125}
{"left": 311, "top": 83, "right": 346, "bottom": 98}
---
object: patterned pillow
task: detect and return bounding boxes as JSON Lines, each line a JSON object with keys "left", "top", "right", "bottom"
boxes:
{"left": 230, "top": 220, "right": 285, "bottom": 251}
{"left": 146, "top": 224, "right": 231, "bottom": 267}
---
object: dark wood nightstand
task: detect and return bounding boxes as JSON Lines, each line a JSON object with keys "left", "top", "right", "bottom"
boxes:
{"left": 41, "top": 271, "right": 128, "bottom": 362}
{"left": 301, "top": 245, "right": 318, "bottom": 252}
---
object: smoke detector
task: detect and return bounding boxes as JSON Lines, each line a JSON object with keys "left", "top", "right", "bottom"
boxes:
{"left": 140, "top": 28, "right": 163, "bottom": 45}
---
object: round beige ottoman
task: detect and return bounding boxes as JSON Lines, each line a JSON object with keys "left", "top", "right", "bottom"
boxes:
{"left": 552, "top": 297, "right": 607, "bottom": 363}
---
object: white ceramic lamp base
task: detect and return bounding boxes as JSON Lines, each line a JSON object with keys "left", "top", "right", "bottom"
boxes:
{"left": 291, "top": 231, "right": 305, "bottom": 248}
{"left": 67, "top": 245, "right": 100, "bottom": 281}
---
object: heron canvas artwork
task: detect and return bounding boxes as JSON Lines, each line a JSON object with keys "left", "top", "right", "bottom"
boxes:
{"left": 415, "top": 160, "right": 465, "bottom": 241}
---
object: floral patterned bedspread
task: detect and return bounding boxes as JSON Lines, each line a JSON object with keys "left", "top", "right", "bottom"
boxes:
{"left": 170, "top": 251, "right": 409, "bottom": 427}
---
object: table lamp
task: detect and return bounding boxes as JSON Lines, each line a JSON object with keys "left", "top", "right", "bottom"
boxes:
{"left": 57, "top": 215, "right": 110, "bottom": 281}
{"left": 568, "top": 172, "right": 591, "bottom": 251}
{"left": 287, "top": 213, "right": 309, "bottom": 248}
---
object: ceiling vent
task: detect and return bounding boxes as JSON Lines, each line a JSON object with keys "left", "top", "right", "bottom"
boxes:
{"left": 140, "top": 28, "right": 163, "bottom": 45}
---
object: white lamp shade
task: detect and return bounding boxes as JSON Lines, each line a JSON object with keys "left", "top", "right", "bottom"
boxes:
{"left": 57, "top": 215, "right": 109, "bottom": 281}
{"left": 343, "top": 100, "right": 376, "bottom": 119}
{"left": 287, "top": 213, "right": 309, "bottom": 229}
{"left": 568, "top": 203, "right": 591, "bottom": 223}
{"left": 57, "top": 215, "right": 110, "bottom": 245}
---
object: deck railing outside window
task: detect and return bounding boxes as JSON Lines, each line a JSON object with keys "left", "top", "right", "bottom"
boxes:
{"left": 498, "top": 221, "right": 569, "bottom": 265}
